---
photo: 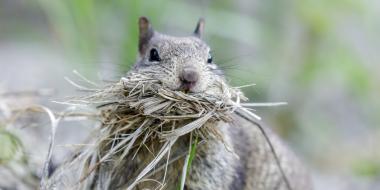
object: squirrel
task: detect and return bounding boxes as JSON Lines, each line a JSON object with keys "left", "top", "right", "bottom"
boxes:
{"left": 42, "top": 17, "right": 311, "bottom": 190}
{"left": 82, "top": 17, "right": 312, "bottom": 190}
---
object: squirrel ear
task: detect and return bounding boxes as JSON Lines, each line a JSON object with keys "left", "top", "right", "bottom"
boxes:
{"left": 139, "top": 16, "right": 154, "bottom": 55}
{"left": 193, "top": 18, "right": 205, "bottom": 38}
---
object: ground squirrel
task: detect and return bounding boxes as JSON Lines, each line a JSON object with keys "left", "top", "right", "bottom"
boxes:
{"left": 81, "top": 17, "right": 312, "bottom": 190}
{"left": 44, "top": 17, "right": 312, "bottom": 190}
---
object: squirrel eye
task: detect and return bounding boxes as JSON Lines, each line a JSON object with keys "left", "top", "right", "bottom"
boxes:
{"left": 207, "top": 52, "right": 213, "bottom": 64}
{"left": 149, "top": 48, "right": 161, "bottom": 62}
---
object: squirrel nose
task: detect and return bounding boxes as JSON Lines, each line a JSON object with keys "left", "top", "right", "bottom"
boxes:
{"left": 180, "top": 67, "right": 199, "bottom": 91}
{"left": 181, "top": 68, "right": 199, "bottom": 83}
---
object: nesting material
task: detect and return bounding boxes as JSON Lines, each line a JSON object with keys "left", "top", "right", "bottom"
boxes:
{"left": 44, "top": 71, "right": 262, "bottom": 189}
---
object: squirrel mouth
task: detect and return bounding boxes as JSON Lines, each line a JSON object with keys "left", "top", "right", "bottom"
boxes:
{"left": 180, "top": 81, "right": 196, "bottom": 92}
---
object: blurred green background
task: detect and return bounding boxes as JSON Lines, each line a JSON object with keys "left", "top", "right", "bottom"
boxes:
{"left": 1, "top": 0, "right": 380, "bottom": 189}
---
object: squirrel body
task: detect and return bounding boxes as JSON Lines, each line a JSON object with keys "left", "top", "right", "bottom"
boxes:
{"left": 92, "top": 17, "right": 312, "bottom": 190}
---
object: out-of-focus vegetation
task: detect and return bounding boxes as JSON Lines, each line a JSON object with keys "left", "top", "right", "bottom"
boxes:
{"left": 1, "top": 0, "right": 380, "bottom": 189}
{"left": 0, "top": 128, "right": 23, "bottom": 164}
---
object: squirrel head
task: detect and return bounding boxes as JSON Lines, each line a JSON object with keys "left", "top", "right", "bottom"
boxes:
{"left": 133, "top": 17, "right": 224, "bottom": 94}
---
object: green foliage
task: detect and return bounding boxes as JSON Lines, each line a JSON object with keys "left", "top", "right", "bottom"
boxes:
{"left": 178, "top": 134, "right": 198, "bottom": 190}
{"left": 37, "top": 0, "right": 169, "bottom": 76}
{"left": 294, "top": 0, "right": 362, "bottom": 34}
{"left": 352, "top": 159, "right": 380, "bottom": 177}
{"left": 186, "top": 135, "right": 198, "bottom": 176}
{"left": 0, "top": 127, "right": 23, "bottom": 164}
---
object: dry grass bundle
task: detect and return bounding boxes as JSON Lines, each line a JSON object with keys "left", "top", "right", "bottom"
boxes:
{"left": 44, "top": 71, "right": 286, "bottom": 189}
{"left": 84, "top": 71, "right": 244, "bottom": 137}
{"left": 44, "top": 70, "right": 247, "bottom": 189}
